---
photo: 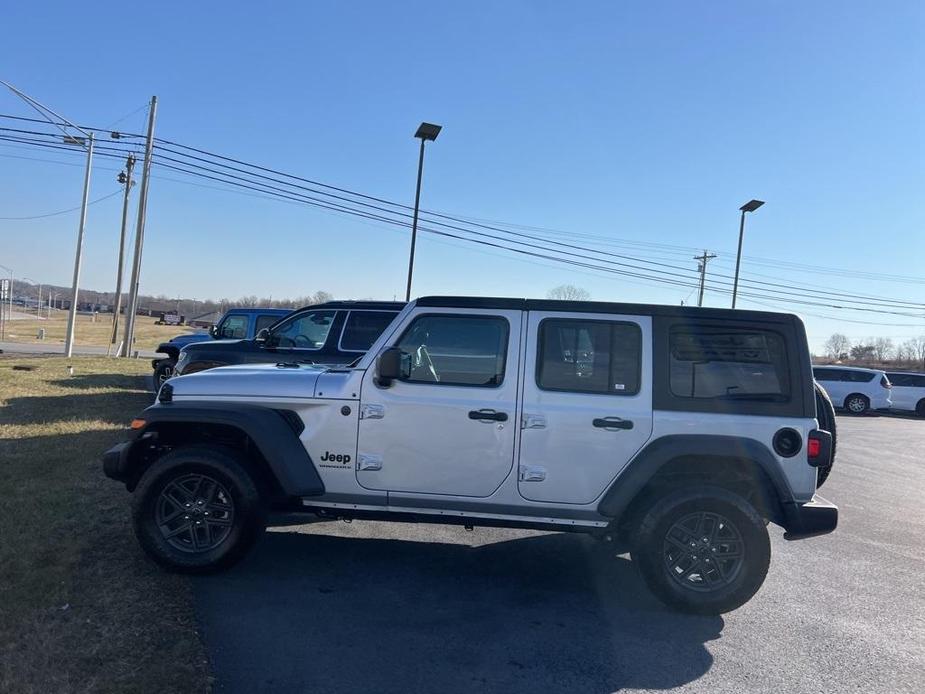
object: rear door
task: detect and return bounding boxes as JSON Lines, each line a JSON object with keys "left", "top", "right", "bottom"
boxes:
{"left": 357, "top": 309, "right": 521, "bottom": 497}
{"left": 517, "top": 312, "right": 653, "bottom": 504}
{"left": 814, "top": 368, "right": 847, "bottom": 403}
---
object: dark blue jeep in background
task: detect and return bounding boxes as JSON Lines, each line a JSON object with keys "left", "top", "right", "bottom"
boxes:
{"left": 171, "top": 301, "right": 404, "bottom": 379}
{"left": 152, "top": 307, "right": 292, "bottom": 387}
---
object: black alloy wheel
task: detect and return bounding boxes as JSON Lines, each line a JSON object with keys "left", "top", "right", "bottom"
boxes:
{"left": 662, "top": 511, "right": 745, "bottom": 592}
{"left": 155, "top": 473, "right": 235, "bottom": 553}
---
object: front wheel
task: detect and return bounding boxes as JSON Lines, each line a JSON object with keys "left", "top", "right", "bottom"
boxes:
{"left": 916, "top": 399, "right": 925, "bottom": 418}
{"left": 132, "top": 446, "right": 266, "bottom": 573}
{"left": 153, "top": 359, "right": 175, "bottom": 390}
{"left": 631, "top": 486, "right": 771, "bottom": 614}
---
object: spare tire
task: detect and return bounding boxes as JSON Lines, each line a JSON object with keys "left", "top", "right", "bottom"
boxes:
{"left": 814, "top": 381, "right": 837, "bottom": 488}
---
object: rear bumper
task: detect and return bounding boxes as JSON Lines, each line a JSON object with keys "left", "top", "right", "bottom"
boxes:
{"left": 782, "top": 494, "right": 838, "bottom": 540}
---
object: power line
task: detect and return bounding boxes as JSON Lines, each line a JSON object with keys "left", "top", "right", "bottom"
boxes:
{"left": 2, "top": 115, "right": 922, "bottom": 320}
{"left": 0, "top": 189, "right": 122, "bottom": 220}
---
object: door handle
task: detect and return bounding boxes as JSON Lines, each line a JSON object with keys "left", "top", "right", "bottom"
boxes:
{"left": 592, "top": 417, "right": 634, "bottom": 430}
{"left": 468, "top": 409, "right": 508, "bottom": 422}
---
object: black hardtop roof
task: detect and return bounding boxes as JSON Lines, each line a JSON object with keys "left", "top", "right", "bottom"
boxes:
{"left": 302, "top": 300, "right": 406, "bottom": 311}
{"left": 415, "top": 295, "right": 797, "bottom": 322}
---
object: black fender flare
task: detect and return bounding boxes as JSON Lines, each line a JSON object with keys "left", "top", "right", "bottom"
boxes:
{"left": 155, "top": 343, "right": 181, "bottom": 360}
{"left": 597, "top": 434, "right": 794, "bottom": 521}
{"left": 128, "top": 403, "right": 324, "bottom": 496}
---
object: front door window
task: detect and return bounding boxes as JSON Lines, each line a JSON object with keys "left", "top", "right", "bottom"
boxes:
{"left": 267, "top": 310, "right": 336, "bottom": 349}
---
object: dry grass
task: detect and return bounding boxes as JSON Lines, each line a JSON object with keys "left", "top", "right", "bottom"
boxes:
{"left": 1, "top": 312, "right": 197, "bottom": 351}
{"left": 0, "top": 356, "right": 210, "bottom": 693}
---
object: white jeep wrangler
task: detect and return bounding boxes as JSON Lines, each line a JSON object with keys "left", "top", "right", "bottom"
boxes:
{"left": 103, "top": 296, "right": 837, "bottom": 614}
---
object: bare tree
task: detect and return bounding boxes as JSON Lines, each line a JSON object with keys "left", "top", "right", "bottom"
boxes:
{"left": 850, "top": 343, "right": 876, "bottom": 362}
{"left": 900, "top": 336, "right": 925, "bottom": 366}
{"left": 311, "top": 290, "right": 334, "bottom": 305}
{"left": 871, "top": 337, "right": 894, "bottom": 362}
{"left": 823, "top": 333, "right": 851, "bottom": 360}
{"left": 547, "top": 284, "right": 591, "bottom": 301}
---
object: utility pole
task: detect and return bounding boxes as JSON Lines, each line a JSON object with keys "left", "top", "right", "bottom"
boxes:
{"left": 693, "top": 250, "right": 717, "bottom": 307}
{"left": 121, "top": 97, "right": 157, "bottom": 357}
{"left": 0, "top": 81, "right": 93, "bottom": 354}
{"left": 62, "top": 133, "right": 94, "bottom": 357}
{"left": 110, "top": 153, "right": 135, "bottom": 348}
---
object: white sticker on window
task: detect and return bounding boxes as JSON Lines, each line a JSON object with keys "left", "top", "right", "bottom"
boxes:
{"left": 614, "top": 383, "right": 625, "bottom": 390}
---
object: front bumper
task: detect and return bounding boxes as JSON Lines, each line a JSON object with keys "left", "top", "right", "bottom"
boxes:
{"left": 102, "top": 441, "right": 133, "bottom": 486}
{"left": 782, "top": 494, "right": 838, "bottom": 540}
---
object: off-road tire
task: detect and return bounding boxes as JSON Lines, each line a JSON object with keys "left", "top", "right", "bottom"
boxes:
{"left": 153, "top": 359, "right": 175, "bottom": 390}
{"left": 631, "top": 486, "right": 771, "bottom": 615}
{"left": 132, "top": 445, "right": 266, "bottom": 573}
{"left": 844, "top": 393, "right": 870, "bottom": 415}
{"left": 814, "top": 382, "right": 837, "bottom": 488}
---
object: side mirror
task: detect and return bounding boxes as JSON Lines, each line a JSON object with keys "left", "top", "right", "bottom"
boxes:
{"left": 208, "top": 325, "right": 218, "bottom": 338}
{"left": 255, "top": 328, "right": 269, "bottom": 344}
{"left": 376, "top": 347, "right": 404, "bottom": 387}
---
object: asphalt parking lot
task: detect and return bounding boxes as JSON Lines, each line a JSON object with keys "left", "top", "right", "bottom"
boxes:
{"left": 193, "top": 415, "right": 925, "bottom": 694}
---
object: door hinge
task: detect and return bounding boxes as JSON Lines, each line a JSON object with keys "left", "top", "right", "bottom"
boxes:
{"left": 357, "top": 454, "right": 383, "bottom": 471}
{"left": 359, "top": 404, "right": 385, "bottom": 420}
{"left": 519, "top": 465, "right": 546, "bottom": 482}
{"left": 521, "top": 413, "right": 547, "bottom": 430}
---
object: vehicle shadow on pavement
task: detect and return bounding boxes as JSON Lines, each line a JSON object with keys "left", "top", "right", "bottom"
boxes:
{"left": 194, "top": 528, "right": 724, "bottom": 694}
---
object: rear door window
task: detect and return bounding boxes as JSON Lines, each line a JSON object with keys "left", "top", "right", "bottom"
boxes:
{"left": 669, "top": 327, "right": 789, "bottom": 401}
{"left": 847, "top": 370, "right": 876, "bottom": 383}
{"left": 537, "top": 318, "right": 641, "bottom": 395}
{"left": 813, "top": 368, "right": 843, "bottom": 382}
{"left": 340, "top": 311, "right": 398, "bottom": 352}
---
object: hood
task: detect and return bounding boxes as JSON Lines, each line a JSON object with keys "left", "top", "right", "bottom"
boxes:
{"left": 181, "top": 338, "right": 247, "bottom": 352}
{"left": 169, "top": 332, "right": 209, "bottom": 343}
{"left": 170, "top": 362, "right": 327, "bottom": 399}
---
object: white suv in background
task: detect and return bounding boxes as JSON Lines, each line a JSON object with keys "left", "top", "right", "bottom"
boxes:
{"left": 884, "top": 371, "right": 925, "bottom": 417}
{"left": 812, "top": 365, "right": 892, "bottom": 415}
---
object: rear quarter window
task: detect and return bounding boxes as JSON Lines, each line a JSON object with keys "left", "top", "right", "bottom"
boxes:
{"left": 669, "top": 327, "right": 790, "bottom": 401}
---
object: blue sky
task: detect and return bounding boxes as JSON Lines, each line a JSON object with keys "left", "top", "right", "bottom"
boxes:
{"left": 1, "top": 0, "right": 922, "bottom": 350}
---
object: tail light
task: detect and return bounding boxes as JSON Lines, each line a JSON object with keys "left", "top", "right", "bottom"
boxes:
{"left": 807, "top": 430, "right": 832, "bottom": 467}
{"left": 880, "top": 375, "right": 892, "bottom": 389}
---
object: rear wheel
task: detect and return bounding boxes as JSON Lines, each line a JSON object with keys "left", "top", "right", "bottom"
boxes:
{"left": 132, "top": 446, "right": 266, "bottom": 573}
{"left": 814, "top": 382, "right": 837, "bottom": 488}
{"left": 916, "top": 399, "right": 925, "bottom": 418}
{"left": 844, "top": 393, "right": 869, "bottom": 415}
{"left": 631, "top": 486, "right": 771, "bottom": 614}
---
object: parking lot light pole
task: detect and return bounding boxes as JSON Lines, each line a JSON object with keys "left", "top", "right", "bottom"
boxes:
{"left": 405, "top": 122, "right": 442, "bottom": 302}
{"left": 731, "top": 199, "right": 765, "bottom": 309}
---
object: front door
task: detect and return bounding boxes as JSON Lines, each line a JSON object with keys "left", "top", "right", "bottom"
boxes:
{"left": 357, "top": 309, "right": 522, "bottom": 497}
{"left": 518, "top": 312, "right": 653, "bottom": 504}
